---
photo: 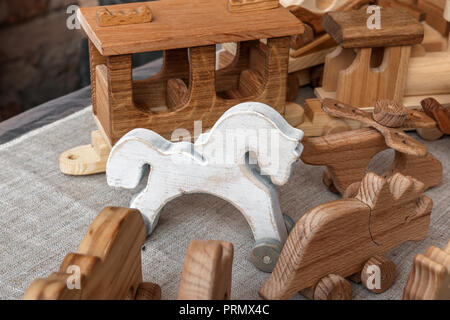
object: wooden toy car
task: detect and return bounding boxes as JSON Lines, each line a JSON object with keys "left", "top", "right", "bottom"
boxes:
{"left": 259, "top": 172, "right": 433, "bottom": 300}
{"left": 24, "top": 207, "right": 161, "bottom": 300}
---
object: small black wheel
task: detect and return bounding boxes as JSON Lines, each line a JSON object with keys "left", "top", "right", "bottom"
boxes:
{"left": 250, "top": 239, "right": 282, "bottom": 273}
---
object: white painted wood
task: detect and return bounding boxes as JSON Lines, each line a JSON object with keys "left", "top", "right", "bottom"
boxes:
{"left": 106, "top": 102, "right": 304, "bottom": 267}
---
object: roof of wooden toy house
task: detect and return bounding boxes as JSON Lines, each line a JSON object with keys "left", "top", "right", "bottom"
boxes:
{"left": 78, "top": 0, "right": 304, "bottom": 56}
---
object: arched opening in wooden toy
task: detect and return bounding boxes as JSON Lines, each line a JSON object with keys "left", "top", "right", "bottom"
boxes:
{"left": 333, "top": 46, "right": 411, "bottom": 107}
{"left": 215, "top": 40, "right": 265, "bottom": 100}
{"left": 364, "top": 149, "right": 395, "bottom": 177}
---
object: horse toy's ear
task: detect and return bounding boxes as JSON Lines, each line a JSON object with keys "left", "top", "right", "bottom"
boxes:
{"left": 107, "top": 129, "right": 167, "bottom": 189}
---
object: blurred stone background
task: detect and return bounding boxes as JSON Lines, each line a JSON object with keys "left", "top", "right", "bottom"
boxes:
{"left": 0, "top": 0, "right": 160, "bottom": 122}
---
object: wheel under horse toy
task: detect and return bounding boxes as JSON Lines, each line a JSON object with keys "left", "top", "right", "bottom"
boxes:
{"left": 106, "top": 102, "right": 305, "bottom": 272}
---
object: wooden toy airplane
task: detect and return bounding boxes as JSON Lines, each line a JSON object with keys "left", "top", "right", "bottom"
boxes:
{"left": 403, "top": 240, "right": 450, "bottom": 300}
{"left": 24, "top": 207, "right": 161, "bottom": 300}
{"left": 259, "top": 172, "right": 433, "bottom": 300}
{"left": 300, "top": 99, "right": 442, "bottom": 195}
{"left": 106, "top": 102, "right": 304, "bottom": 272}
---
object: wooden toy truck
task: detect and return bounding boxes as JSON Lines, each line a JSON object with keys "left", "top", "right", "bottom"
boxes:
{"left": 59, "top": 0, "right": 304, "bottom": 176}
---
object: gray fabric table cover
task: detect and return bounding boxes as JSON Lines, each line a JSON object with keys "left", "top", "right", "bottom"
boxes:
{"left": 0, "top": 106, "right": 448, "bottom": 300}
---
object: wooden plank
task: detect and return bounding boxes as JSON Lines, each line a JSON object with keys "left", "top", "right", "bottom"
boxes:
{"left": 417, "top": 0, "right": 450, "bottom": 36}
{"left": 323, "top": 8, "right": 424, "bottom": 48}
{"left": 228, "top": 0, "right": 279, "bottom": 13}
{"left": 78, "top": 0, "right": 304, "bottom": 55}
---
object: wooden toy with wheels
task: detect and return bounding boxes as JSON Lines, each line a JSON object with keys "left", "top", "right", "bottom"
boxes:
{"left": 259, "top": 172, "right": 433, "bottom": 300}
{"left": 24, "top": 207, "right": 161, "bottom": 300}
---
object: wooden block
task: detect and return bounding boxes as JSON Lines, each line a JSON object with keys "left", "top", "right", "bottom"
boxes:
{"left": 287, "top": 5, "right": 324, "bottom": 34}
{"left": 96, "top": 5, "right": 152, "bottom": 27}
{"left": 24, "top": 207, "right": 161, "bottom": 300}
{"left": 290, "top": 23, "right": 315, "bottom": 50}
{"left": 285, "top": 102, "right": 305, "bottom": 127}
{"left": 106, "top": 102, "right": 304, "bottom": 272}
{"left": 323, "top": 8, "right": 424, "bottom": 48}
{"left": 403, "top": 240, "right": 450, "bottom": 300}
{"left": 259, "top": 172, "right": 432, "bottom": 300}
{"left": 79, "top": 0, "right": 304, "bottom": 56}
{"left": 178, "top": 240, "right": 233, "bottom": 300}
{"left": 228, "top": 0, "right": 279, "bottom": 13}
{"left": 421, "top": 97, "right": 450, "bottom": 134}
{"left": 377, "top": 0, "right": 426, "bottom": 21}
{"left": 421, "top": 23, "right": 447, "bottom": 52}
{"left": 59, "top": 130, "right": 111, "bottom": 176}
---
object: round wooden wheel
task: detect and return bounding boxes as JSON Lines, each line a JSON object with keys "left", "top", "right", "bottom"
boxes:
{"left": 250, "top": 239, "right": 282, "bottom": 273}
{"left": 313, "top": 274, "right": 352, "bottom": 300}
{"left": 323, "top": 119, "right": 350, "bottom": 136}
{"left": 361, "top": 255, "right": 396, "bottom": 293}
{"left": 416, "top": 127, "right": 444, "bottom": 141}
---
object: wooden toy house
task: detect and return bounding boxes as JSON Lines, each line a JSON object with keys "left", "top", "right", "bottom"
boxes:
{"left": 78, "top": 0, "right": 304, "bottom": 146}
{"left": 59, "top": 0, "right": 304, "bottom": 175}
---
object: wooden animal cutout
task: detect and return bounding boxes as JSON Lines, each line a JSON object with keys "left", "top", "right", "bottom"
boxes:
{"left": 259, "top": 172, "right": 433, "bottom": 300}
{"left": 106, "top": 102, "right": 304, "bottom": 272}
{"left": 301, "top": 99, "right": 442, "bottom": 195}
{"left": 96, "top": 6, "right": 152, "bottom": 27}
{"left": 24, "top": 207, "right": 161, "bottom": 300}
{"left": 403, "top": 240, "right": 450, "bottom": 300}
{"left": 178, "top": 240, "right": 233, "bottom": 300}
{"left": 421, "top": 98, "right": 450, "bottom": 135}
{"left": 228, "top": 0, "right": 279, "bottom": 12}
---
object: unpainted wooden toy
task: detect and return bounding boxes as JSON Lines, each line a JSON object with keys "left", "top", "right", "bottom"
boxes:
{"left": 106, "top": 102, "right": 304, "bottom": 272}
{"left": 316, "top": 4, "right": 450, "bottom": 110}
{"left": 259, "top": 172, "right": 433, "bottom": 300}
{"left": 220, "top": 0, "right": 372, "bottom": 101}
{"left": 59, "top": 0, "right": 304, "bottom": 176}
{"left": 403, "top": 240, "right": 450, "bottom": 300}
{"left": 24, "top": 207, "right": 161, "bottom": 300}
{"left": 421, "top": 97, "right": 450, "bottom": 135}
{"left": 300, "top": 99, "right": 442, "bottom": 195}
{"left": 228, "top": 0, "right": 280, "bottom": 13}
{"left": 178, "top": 240, "right": 234, "bottom": 300}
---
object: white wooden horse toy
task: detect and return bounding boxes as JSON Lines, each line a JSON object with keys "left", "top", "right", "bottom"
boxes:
{"left": 106, "top": 102, "right": 304, "bottom": 272}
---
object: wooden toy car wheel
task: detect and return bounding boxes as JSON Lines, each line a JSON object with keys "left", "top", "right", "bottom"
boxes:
{"left": 361, "top": 255, "right": 396, "bottom": 293}
{"left": 250, "top": 239, "right": 283, "bottom": 273}
{"left": 312, "top": 274, "right": 352, "bottom": 300}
